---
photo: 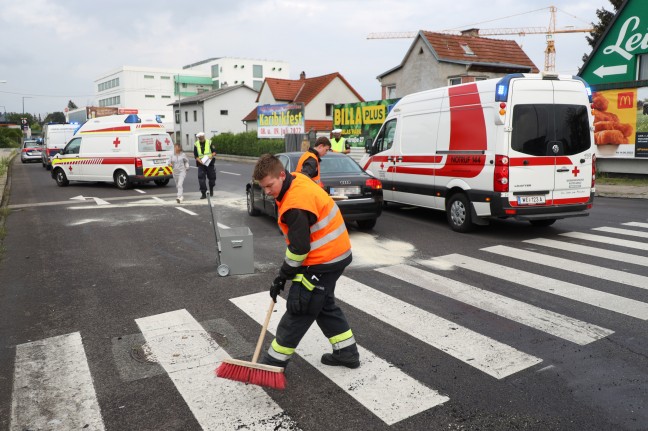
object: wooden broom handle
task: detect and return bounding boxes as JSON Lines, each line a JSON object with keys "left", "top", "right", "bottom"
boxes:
{"left": 252, "top": 299, "right": 275, "bottom": 364}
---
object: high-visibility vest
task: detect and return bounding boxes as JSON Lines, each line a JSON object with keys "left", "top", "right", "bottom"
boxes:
{"left": 330, "top": 137, "right": 346, "bottom": 153}
{"left": 194, "top": 139, "right": 211, "bottom": 157}
{"left": 295, "top": 150, "right": 321, "bottom": 185}
{"left": 277, "top": 173, "right": 351, "bottom": 267}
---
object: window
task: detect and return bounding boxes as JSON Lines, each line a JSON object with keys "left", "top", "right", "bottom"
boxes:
{"left": 639, "top": 54, "right": 648, "bottom": 80}
{"left": 175, "top": 110, "right": 180, "bottom": 123}
{"left": 511, "top": 104, "right": 591, "bottom": 156}
{"left": 193, "top": 110, "right": 197, "bottom": 121}
{"left": 98, "top": 96, "right": 120, "bottom": 107}
{"left": 460, "top": 44, "right": 475, "bottom": 56}
{"left": 253, "top": 80, "right": 263, "bottom": 91}
{"left": 253, "top": 64, "right": 263, "bottom": 78}
{"left": 185, "top": 112, "right": 188, "bottom": 122}
{"left": 325, "top": 103, "right": 333, "bottom": 116}
{"left": 220, "top": 110, "right": 228, "bottom": 115}
{"left": 98, "top": 77, "right": 119, "bottom": 92}
{"left": 448, "top": 77, "right": 462, "bottom": 86}
{"left": 160, "top": 76, "right": 171, "bottom": 80}
{"left": 64, "top": 138, "right": 82, "bottom": 155}
{"left": 211, "top": 64, "right": 219, "bottom": 78}
{"left": 373, "top": 119, "right": 397, "bottom": 153}
{"left": 161, "top": 95, "right": 171, "bottom": 99}
{"left": 145, "top": 95, "right": 155, "bottom": 98}
{"left": 144, "top": 75, "right": 154, "bottom": 79}
{"left": 213, "top": 79, "right": 220, "bottom": 89}
{"left": 387, "top": 85, "right": 396, "bottom": 98}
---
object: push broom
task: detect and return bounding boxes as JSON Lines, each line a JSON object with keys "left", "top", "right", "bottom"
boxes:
{"left": 216, "top": 299, "right": 286, "bottom": 390}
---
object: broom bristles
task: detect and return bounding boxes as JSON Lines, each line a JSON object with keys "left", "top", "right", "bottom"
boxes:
{"left": 216, "top": 359, "right": 286, "bottom": 390}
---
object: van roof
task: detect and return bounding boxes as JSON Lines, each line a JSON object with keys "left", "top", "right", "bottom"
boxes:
{"left": 77, "top": 114, "right": 165, "bottom": 134}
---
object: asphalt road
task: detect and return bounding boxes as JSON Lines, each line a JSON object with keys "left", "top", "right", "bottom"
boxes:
{"left": 1, "top": 157, "right": 648, "bottom": 431}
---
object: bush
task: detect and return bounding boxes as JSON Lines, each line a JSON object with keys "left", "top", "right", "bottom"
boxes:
{"left": 0, "top": 128, "right": 22, "bottom": 148}
{"left": 211, "top": 131, "right": 284, "bottom": 156}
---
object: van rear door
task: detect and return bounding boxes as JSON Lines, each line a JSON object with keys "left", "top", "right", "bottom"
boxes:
{"left": 137, "top": 134, "right": 173, "bottom": 177}
{"left": 508, "top": 78, "right": 592, "bottom": 207}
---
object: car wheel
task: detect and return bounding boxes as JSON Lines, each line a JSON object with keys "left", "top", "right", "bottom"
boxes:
{"left": 114, "top": 170, "right": 131, "bottom": 190}
{"left": 357, "top": 218, "right": 377, "bottom": 230}
{"left": 530, "top": 219, "right": 556, "bottom": 227}
{"left": 247, "top": 188, "right": 261, "bottom": 216}
{"left": 154, "top": 179, "right": 170, "bottom": 186}
{"left": 447, "top": 194, "right": 475, "bottom": 233}
{"left": 54, "top": 168, "right": 69, "bottom": 187}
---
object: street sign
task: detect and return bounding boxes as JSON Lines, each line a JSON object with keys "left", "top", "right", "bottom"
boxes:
{"left": 580, "top": 0, "right": 648, "bottom": 85}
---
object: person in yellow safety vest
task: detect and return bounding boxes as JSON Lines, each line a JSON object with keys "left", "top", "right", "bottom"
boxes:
{"left": 193, "top": 132, "right": 217, "bottom": 199}
{"left": 330, "top": 128, "right": 349, "bottom": 154}
{"left": 295, "top": 136, "right": 331, "bottom": 187}
{"left": 253, "top": 154, "right": 360, "bottom": 370}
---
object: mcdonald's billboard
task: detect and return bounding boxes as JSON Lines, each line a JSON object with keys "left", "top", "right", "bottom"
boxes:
{"left": 593, "top": 86, "right": 648, "bottom": 158}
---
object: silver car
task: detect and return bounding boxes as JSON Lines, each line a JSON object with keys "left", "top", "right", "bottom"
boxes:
{"left": 20, "top": 140, "right": 43, "bottom": 163}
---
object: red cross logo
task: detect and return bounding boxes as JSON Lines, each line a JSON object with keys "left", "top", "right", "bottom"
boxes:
{"left": 68, "top": 165, "right": 73, "bottom": 172}
{"left": 380, "top": 162, "right": 385, "bottom": 169}
{"left": 572, "top": 166, "right": 580, "bottom": 177}
{"left": 113, "top": 137, "right": 121, "bottom": 148}
{"left": 165, "top": 138, "right": 171, "bottom": 145}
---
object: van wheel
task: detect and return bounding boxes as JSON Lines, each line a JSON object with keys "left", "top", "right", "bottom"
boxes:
{"left": 357, "top": 218, "right": 377, "bottom": 230}
{"left": 114, "top": 170, "right": 131, "bottom": 190}
{"left": 247, "top": 188, "right": 260, "bottom": 216}
{"left": 530, "top": 219, "right": 556, "bottom": 227}
{"left": 154, "top": 179, "right": 169, "bottom": 186}
{"left": 54, "top": 169, "right": 69, "bottom": 187}
{"left": 447, "top": 194, "right": 475, "bottom": 233}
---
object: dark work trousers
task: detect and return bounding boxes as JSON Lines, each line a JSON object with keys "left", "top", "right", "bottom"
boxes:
{"left": 197, "top": 162, "right": 216, "bottom": 193}
{"left": 274, "top": 267, "right": 351, "bottom": 363}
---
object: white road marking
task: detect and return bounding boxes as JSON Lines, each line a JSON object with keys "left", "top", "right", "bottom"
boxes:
{"left": 483, "top": 245, "right": 648, "bottom": 290}
{"left": 560, "top": 232, "right": 648, "bottom": 251}
{"left": 378, "top": 264, "right": 613, "bottom": 345}
{"left": 70, "top": 195, "right": 110, "bottom": 206}
{"left": 623, "top": 222, "right": 648, "bottom": 229}
{"left": 593, "top": 226, "right": 648, "bottom": 238}
{"left": 335, "top": 277, "right": 542, "bottom": 379}
{"left": 220, "top": 171, "right": 241, "bottom": 176}
{"left": 176, "top": 207, "right": 197, "bottom": 216}
{"left": 217, "top": 222, "right": 229, "bottom": 229}
{"left": 151, "top": 196, "right": 166, "bottom": 204}
{"left": 525, "top": 237, "right": 648, "bottom": 267}
{"left": 230, "top": 292, "right": 449, "bottom": 425}
{"left": 427, "top": 254, "right": 648, "bottom": 320}
{"left": 10, "top": 332, "right": 105, "bottom": 431}
{"left": 136, "top": 309, "right": 299, "bottom": 430}
{"left": 134, "top": 189, "right": 146, "bottom": 194}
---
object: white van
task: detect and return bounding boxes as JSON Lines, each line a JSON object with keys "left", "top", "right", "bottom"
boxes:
{"left": 41, "top": 123, "right": 80, "bottom": 170}
{"left": 362, "top": 73, "right": 595, "bottom": 232}
{"left": 50, "top": 114, "right": 174, "bottom": 189}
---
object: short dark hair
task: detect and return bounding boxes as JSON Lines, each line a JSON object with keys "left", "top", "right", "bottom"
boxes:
{"left": 315, "top": 136, "right": 331, "bottom": 148}
{"left": 253, "top": 154, "right": 284, "bottom": 181}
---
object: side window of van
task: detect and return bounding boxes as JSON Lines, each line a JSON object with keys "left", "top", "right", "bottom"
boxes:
{"left": 374, "top": 119, "right": 397, "bottom": 153}
{"left": 64, "top": 137, "right": 82, "bottom": 155}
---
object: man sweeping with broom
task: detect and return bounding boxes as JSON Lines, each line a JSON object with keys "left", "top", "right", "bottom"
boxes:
{"left": 217, "top": 154, "right": 359, "bottom": 388}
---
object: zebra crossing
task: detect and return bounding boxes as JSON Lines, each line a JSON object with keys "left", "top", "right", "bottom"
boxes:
{"left": 9, "top": 221, "right": 648, "bottom": 430}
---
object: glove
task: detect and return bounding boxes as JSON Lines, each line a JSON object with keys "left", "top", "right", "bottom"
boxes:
{"left": 286, "top": 282, "right": 312, "bottom": 315}
{"left": 269, "top": 276, "right": 286, "bottom": 302}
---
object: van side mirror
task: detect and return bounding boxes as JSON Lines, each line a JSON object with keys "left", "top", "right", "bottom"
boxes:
{"left": 364, "top": 138, "right": 373, "bottom": 154}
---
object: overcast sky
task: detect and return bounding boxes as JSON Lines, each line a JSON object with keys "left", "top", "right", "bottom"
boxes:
{"left": 0, "top": 0, "right": 611, "bottom": 116}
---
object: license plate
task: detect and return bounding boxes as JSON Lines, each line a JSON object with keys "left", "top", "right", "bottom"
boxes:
{"left": 517, "top": 195, "right": 546, "bottom": 205}
{"left": 153, "top": 159, "right": 167, "bottom": 165}
{"left": 329, "top": 186, "right": 360, "bottom": 197}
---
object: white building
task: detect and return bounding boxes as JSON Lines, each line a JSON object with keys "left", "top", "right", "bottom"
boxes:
{"left": 170, "top": 85, "right": 259, "bottom": 151}
{"left": 93, "top": 57, "right": 290, "bottom": 136}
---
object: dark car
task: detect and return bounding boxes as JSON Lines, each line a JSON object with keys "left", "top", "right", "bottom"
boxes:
{"left": 246, "top": 151, "right": 383, "bottom": 229}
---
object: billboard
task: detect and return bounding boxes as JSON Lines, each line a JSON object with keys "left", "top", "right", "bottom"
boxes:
{"left": 257, "top": 103, "right": 304, "bottom": 138}
{"left": 593, "top": 87, "right": 648, "bottom": 158}
{"left": 332, "top": 99, "right": 399, "bottom": 147}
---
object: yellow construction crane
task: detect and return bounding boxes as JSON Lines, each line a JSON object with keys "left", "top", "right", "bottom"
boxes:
{"left": 367, "top": 6, "right": 593, "bottom": 72}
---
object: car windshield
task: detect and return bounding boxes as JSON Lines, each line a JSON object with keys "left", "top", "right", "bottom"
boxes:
{"left": 320, "top": 156, "right": 363, "bottom": 174}
{"left": 23, "top": 141, "right": 41, "bottom": 148}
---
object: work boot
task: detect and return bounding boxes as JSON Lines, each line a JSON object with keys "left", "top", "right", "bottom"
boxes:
{"left": 200, "top": 192, "right": 206, "bottom": 199}
{"left": 260, "top": 353, "right": 288, "bottom": 370}
{"left": 321, "top": 344, "right": 360, "bottom": 369}
{"left": 209, "top": 187, "right": 214, "bottom": 196}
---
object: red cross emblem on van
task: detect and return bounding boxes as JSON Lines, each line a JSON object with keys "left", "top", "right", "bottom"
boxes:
{"left": 113, "top": 137, "right": 121, "bottom": 148}
{"left": 572, "top": 166, "right": 580, "bottom": 177}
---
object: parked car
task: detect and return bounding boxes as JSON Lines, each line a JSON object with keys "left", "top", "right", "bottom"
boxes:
{"left": 20, "top": 140, "right": 43, "bottom": 163}
{"left": 246, "top": 151, "right": 383, "bottom": 229}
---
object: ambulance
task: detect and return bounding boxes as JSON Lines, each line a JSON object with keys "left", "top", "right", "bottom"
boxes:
{"left": 51, "top": 114, "right": 174, "bottom": 189}
{"left": 362, "top": 72, "right": 595, "bottom": 232}
{"left": 41, "top": 122, "right": 80, "bottom": 170}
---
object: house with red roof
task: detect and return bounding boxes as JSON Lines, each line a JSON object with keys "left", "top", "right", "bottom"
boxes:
{"left": 242, "top": 71, "right": 364, "bottom": 134}
{"left": 377, "top": 29, "right": 539, "bottom": 98}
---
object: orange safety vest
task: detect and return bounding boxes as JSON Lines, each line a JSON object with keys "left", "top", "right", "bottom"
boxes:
{"left": 277, "top": 173, "right": 351, "bottom": 267}
{"left": 295, "top": 150, "right": 322, "bottom": 185}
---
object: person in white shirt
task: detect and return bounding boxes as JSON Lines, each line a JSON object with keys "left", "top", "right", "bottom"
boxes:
{"left": 168, "top": 143, "right": 190, "bottom": 203}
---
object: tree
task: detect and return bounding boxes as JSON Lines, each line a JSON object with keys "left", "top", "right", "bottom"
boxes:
{"left": 582, "top": 0, "right": 623, "bottom": 62}
{"left": 67, "top": 100, "right": 78, "bottom": 110}
{"left": 43, "top": 112, "right": 66, "bottom": 123}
